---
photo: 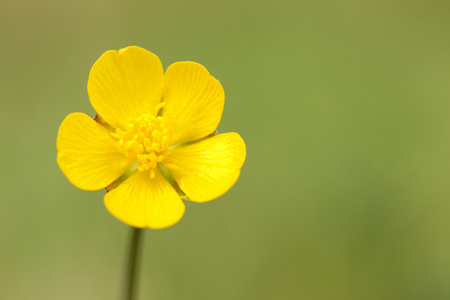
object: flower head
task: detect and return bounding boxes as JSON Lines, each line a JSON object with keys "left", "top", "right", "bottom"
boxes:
{"left": 57, "top": 46, "right": 246, "bottom": 229}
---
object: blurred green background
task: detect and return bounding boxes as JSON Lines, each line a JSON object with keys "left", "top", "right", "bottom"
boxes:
{"left": 2, "top": 0, "right": 450, "bottom": 299}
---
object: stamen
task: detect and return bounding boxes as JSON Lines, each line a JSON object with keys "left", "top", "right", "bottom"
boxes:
{"left": 111, "top": 114, "right": 178, "bottom": 175}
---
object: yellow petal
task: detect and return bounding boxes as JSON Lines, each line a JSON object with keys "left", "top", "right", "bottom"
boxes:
{"left": 162, "top": 62, "right": 224, "bottom": 143}
{"left": 169, "top": 133, "right": 246, "bottom": 202}
{"left": 88, "top": 46, "right": 164, "bottom": 129}
{"left": 104, "top": 170, "right": 185, "bottom": 229}
{"left": 57, "top": 113, "right": 128, "bottom": 191}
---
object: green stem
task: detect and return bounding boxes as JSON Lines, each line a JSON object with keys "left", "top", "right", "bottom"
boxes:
{"left": 124, "top": 227, "right": 143, "bottom": 300}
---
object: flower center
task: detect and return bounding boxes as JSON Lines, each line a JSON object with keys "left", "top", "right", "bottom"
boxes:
{"left": 112, "top": 114, "right": 179, "bottom": 177}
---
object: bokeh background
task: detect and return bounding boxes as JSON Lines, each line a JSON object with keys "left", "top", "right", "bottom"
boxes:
{"left": 2, "top": 0, "right": 450, "bottom": 299}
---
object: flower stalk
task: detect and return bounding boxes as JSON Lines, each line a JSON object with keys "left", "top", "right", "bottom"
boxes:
{"left": 124, "top": 227, "right": 143, "bottom": 300}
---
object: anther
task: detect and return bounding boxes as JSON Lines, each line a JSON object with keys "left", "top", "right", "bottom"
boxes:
{"left": 112, "top": 113, "right": 178, "bottom": 174}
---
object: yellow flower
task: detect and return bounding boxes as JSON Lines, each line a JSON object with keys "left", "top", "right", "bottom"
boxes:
{"left": 57, "top": 46, "right": 246, "bottom": 229}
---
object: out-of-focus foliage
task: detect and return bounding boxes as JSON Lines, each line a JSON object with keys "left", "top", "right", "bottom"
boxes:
{"left": 1, "top": 0, "right": 450, "bottom": 299}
